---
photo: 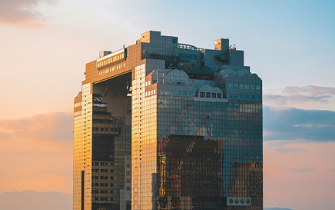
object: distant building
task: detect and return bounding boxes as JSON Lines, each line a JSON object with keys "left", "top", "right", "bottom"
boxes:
{"left": 74, "top": 31, "right": 263, "bottom": 210}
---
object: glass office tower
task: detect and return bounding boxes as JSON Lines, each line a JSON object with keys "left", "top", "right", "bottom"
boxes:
{"left": 74, "top": 31, "right": 262, "bottom": 210}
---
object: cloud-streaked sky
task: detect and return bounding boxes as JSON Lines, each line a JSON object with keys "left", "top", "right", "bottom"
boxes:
{"left": 0, "top": 0, "right": 57, "bottom": 27}
{"left": 1, "top": 1, "right": 335, "bottom": 210}
{"left": 0, "top": 112, "right": 72, "bottom": 193}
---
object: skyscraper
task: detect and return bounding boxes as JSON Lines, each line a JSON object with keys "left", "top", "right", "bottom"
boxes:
{"left": 74, "top": 31, "right": 263, "bottom": 210}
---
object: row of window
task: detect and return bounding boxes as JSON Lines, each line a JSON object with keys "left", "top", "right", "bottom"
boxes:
{"left": 93, "top": 127, "right": 118, "bottom": 132}
{"left": 145, "top": 81, "right": 151, "bottom": 86}
{"left": 196, "top": 92, "right": 223, "bottom": 99}
{"left": 158, "top": 90, "right": 225, "bottom": 99}
{"left": 145, "top": 90, "right": 156, "bottom": 97}
{"left": 92, "top": 162, "right": 130, "bottom": 168}
{"left": 228, "top": 84, "right": 261, "bottom": 90}
{"left": 94, "top": 197, "right": 113, "bottom": 201}
{"left": 98, "top": 63, "right": 126, "bottom": 76}
{"left": 178, "top": 44, "right": 200, "bottom": 51}
{"left": 97, "top": 53, "right": 124, "bottom": 68}
{"left": 93, "top": 183, "right": 113, "bottom": 187}
{"left": 92, "top": 169, "right": 113, "bottom": 173}
{"left": 74, "top": 102, "right": 82, "bottom": 108}
{"left": 74, "top": 111, "right": 82, "bottom": 116}
{"left": 179, "top": 54, "right": 197, "bottom": 60}
{"left": 93, "top": 162, "right": 111, "bottom": 166}
{"left": 229, "top": 94, "right": 261, "bottom": 100}
{"left": 92, "top": 176, "right": 113, "bottom": 180}
{"left": 158, "top": 90, "right": 194, "bottom": 96}
{"left": 93, "top": 190, "right": 113, "bottom": 194}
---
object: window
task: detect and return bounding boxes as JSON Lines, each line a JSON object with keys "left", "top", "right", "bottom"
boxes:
{"left": 245, "top": 95, "right": 250, "bottom": 99}
{"left": 126, "top": 187, "right": 130, "bottom": 191}
{"left": 240, "top": 84, "right": 244, "bottom": 89}
{"left": 126, "top": 171, "right": 130, "bottom": 175}
{"left": 228, "top": 84, "right": 233, "bottom": 89}
{"left": 100, "top": 128, "right": 104, "bottom": 131}
{"left": 256, "top": 85, "right": 261, "bottom": 90}
{"left": 183, "top": 91, "right": 187, "bottom": 96}
{"left": 240, "top": 94, "right": 245, "bottom": 99}
{"left": 245, "top": 85, "right": 249, "bottom": 89}
{"left": 251, "top": 85, "right": 255, "bottom": 90}
{"left": 126, "top": 179, "right": 130, "bottom": 183}
{"left": 251, "top": 95, "right": 255, "bottom": 100}
{"left": 206, "top": 92, "right": 210, "bottom": 98}
{"left": 200, "top": 92, "right": 205, "bottom": 97}
{"left": 212, "top": 93, "right": 216, "bottom": 98}
{"left": 189, "top": 91, "right": 193, "bottom": 96}
{"left": 234, "top": 84, "right": 239, "bottom": 89}
{"left": 111, "top": 176, "right": 114, "bottom": 180}
{"left": 256, "top": 95, "right": 261, "bottom": 100}
{"left": 110, "top": 190, "right": 113, "bottom": 194}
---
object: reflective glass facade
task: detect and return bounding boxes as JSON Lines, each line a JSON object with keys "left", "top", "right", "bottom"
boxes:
{"left": 75, "top": 31, "right": 262, "bottom": 210}
{"left": 131, "top": 68, "right": 262, "bottom": 210}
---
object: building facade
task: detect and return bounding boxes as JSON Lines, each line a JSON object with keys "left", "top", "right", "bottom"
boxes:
{"left": 74, "top": 31, "right": 262, "bottom": 210}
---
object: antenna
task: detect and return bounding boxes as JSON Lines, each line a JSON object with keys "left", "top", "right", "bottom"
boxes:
{"left": 232, "top": 44, "right": 236, "bottom": 50}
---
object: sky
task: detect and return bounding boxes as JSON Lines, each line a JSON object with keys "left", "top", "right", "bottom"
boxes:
{"left": 0, "top": 0, "right": 335, "bottom": 210}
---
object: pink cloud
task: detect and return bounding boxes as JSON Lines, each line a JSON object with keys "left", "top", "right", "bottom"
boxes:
{"left": 264, "top": 141, "right": 335, "bottom": 210}
{"left": 263, "top": 85, "right": 335, "bottom": 111}
{"left": 0, "top": 112, "right": 72, "bottom": 194}
{"left": 0, "top": 0, "right": 57, "bottom": 28}
{"left": 282, "top": 85, "right": 335, "bottom": 97}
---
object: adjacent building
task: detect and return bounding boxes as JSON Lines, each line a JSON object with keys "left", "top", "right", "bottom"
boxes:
{"left": 74, "top": 31, "right": 263, "bottom": 210}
